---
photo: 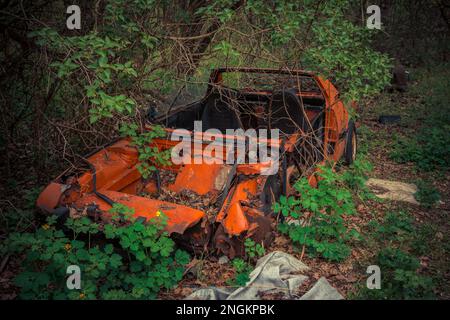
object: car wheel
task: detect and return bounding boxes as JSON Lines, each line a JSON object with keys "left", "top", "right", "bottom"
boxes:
{"left": 344, "top": 120, "right": 357, "bottom": 165}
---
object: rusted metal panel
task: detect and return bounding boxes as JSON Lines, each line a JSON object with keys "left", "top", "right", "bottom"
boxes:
{"left": 74, "top": 190, "right": 205, "bottom": 235}
{"left": 36, "top": 182, "right": 66, "bottom": 212}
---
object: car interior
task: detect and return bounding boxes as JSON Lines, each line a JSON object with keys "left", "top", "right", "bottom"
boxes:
{"left": 164, "top": 74, "right": 326, "bottom": 142}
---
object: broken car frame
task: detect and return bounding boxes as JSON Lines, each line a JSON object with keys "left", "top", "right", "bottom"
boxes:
{"left": 37, "top": 67, "right": 357, "bottom": 258}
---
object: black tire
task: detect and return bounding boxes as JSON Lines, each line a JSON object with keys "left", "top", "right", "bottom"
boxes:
{"left": 344, "top": 120, "right": 357, "bottom": 165}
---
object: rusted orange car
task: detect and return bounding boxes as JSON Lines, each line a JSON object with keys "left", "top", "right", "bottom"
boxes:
{"left": 37, "top": 67, "right": 357, "bottom": 257}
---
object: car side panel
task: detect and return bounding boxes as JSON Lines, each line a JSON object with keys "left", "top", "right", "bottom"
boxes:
{"left": 315, "top": 77, "right": 349, "bottom": 162}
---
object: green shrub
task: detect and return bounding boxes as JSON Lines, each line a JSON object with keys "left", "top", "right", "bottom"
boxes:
{"left": 5, "top": 205, "right": 190, "bottom": 300}
{"left": 389, "top": 67, "right": 450, "bottom": 172}
{"left": 390, "top": 126, "right": 450, "bottom": 171}
{"left": 0, "top": 187, "right": 41, "bottom": 234}
{"left": 411, "top": 223, "right": 436, "bottom": 256}
{"left": 244, "top": 238, "right": 265, "bottom": 260}
{"left": 275, "top": 165, "right": 360, "bottom": 262}
{"left": 341, "top": 158, "right": 374, "bottom": 200}
{"left": 226, "top": 238, "right": 266, "bottom": 288}
{"left": 360, "top": 211, "right": 435, "bottom": 299}
{"left": 227, "top": 258, "right": 252, "bottom": 287}
{"left": 369, "top": 211, "right": 415, "bottom": 242}
{"left": 414, "top": 180, "right": 441, "bottom": 208}
{"left": 119, "top": 123, "right": 172, "bottom": 179}
{"left": 361, "top": 247, "right": 434, "bottom": 300}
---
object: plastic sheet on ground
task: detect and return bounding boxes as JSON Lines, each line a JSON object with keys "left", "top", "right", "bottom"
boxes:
{"left": 185, "top": 251, "right": 343, "bottom": 300}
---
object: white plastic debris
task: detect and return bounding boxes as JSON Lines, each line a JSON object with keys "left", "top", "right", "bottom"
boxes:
{"left": 366, "top": 178, "right": 419, "bottom": 205}
{"left": 186, "top": 251, "right": 344, "bottom": 300}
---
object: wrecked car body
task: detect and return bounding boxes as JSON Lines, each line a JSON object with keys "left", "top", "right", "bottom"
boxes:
{"left": 37, "top": 67, "right": 356, "bottom": 258}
